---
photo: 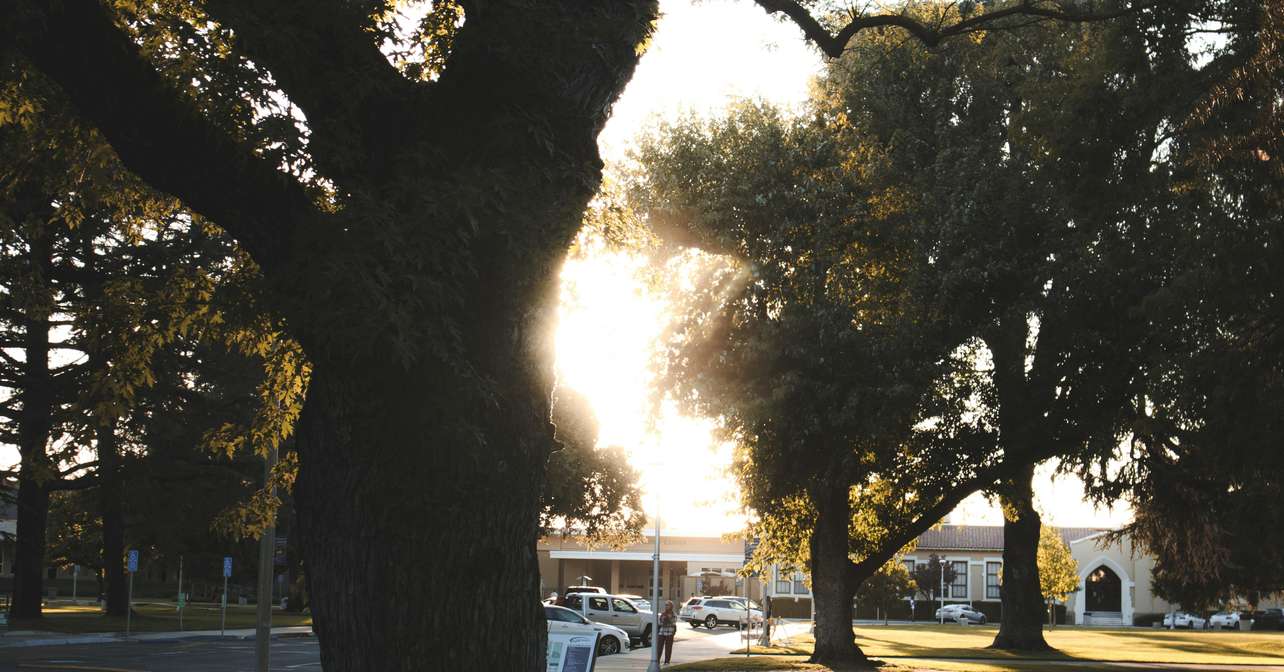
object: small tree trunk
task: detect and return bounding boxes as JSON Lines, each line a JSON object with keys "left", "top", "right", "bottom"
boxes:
{"left": 990, "top": 466, "right": 1050, "bottom": 651}
{"left": 807, "top": 484, "right": 870, "bottom": 669}
{"left": 97, "top": 423, "right": 128, "bottom": 617}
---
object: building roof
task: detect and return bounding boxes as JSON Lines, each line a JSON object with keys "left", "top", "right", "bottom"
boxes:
{"left": 913, "top": 524, "right": 1108, "bottom": 552}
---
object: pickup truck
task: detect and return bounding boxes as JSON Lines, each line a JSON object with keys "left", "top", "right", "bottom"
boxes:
{"left": 563, "top": 592, "right": 655, "bottom": 647}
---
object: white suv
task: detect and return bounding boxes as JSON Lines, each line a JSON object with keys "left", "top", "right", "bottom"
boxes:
{"left": 680, "top": 596, "right": 764, "bottom": 629}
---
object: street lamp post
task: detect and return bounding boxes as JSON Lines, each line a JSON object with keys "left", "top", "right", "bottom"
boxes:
{"left": 646, "top": 510, "right": 661, "bottom": 672}
{"left": 939, "top": 568, "right": 945, "bottom": 625}
{"left": 256, "top": 442, "right": 277, "bottom": 672}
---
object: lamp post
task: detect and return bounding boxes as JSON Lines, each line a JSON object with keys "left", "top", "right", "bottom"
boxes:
{"left": 256, "top": 441, "right": 277, "bottom": 672}
{"left": 939, "top": 567, "right": 945, "bottom": 625}
{"left": 646, "top": 508, "right": 661, "bottom": 672}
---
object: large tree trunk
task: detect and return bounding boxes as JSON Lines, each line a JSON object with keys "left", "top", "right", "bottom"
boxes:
{"left": 991, "top": 465, "right": 1050, "bottom": 651}
{"left": 808, "top": 484, "right": 869, "bottom": 669}
{"left": 11, "top": 231, "right": 54, "bottom": 621}
{"left": 294, "top": 350, "right": 552, "bottom": 670}
{"left": 96, "top": 423, "right": 128, "bottom": 617}
{"left": 11, "top": 474, "right": 49, "bottom": 619}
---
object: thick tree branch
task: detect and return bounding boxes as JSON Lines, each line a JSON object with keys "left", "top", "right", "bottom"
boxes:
{"left": 848, "top": 436, "right": 1072, "bottom": 581}
{"left": 59, "top": 460, "right": 98, "bottom": 477}
{"left": 4, "top": 0, "right": 321, "bottom": 274}
{"left": 202, "top": 0, "right": 420, "bottom": 186}
{"left": 849, "top": 470, "right": 992, "bottom": 579}
{"left": 47, "top": 472, "right": 98, "bottom": 492}
{"left": 755, "top": 0, "right": 1154, "bottom": 57}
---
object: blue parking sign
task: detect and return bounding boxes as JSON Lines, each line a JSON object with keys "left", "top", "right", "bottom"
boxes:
{"left": 223, "top": 556, "right": 233, "bottom": 578}
{"left": 127, "top": 549, "right": 139, "bottom": 573}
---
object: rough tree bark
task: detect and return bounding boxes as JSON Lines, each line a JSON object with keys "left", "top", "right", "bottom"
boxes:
{"left": 991, "top": 465, "right": 1050, "bottom": 650}
{"left": 808, "top": 483, "right": 866, "bottom": 668}
{"left": 96, "top": 423, "right": 127, "bottom": 617}
{"left": 986, "top": 310, "right": 1051, "bottom": 651}
{"left": 6, "top": 2, "right": 656, "bottom": 668}
{"left": 11, "top": 228, "right": 54, "bottom": 620}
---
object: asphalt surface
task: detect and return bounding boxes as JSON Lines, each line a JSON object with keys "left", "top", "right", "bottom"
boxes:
{"left": 0, "top": 636, "right": 320, "bottom": 672}
{"left": 0, "top": 623, "right": 762, "bottom": 672}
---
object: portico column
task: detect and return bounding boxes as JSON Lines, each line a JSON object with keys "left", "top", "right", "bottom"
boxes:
{"left": 1074, "top": 575, "right": 1087, "bottom": 625}
{"left": 1123, "top": 580, "right": 1135, "bottom": 625}
{"left": 610, "top": 560, "right": 620, "bottom": 594}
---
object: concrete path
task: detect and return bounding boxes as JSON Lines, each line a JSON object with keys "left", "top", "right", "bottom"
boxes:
{"left": 597, "top": 621, "right": 813, "bottom": 671}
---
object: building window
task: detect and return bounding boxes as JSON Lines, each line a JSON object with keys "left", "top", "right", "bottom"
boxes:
{"left": 47, "top": 566, "right": 57, "bottom": 580}
{"left": 903, "top": 559, "right": 915, "bottom": 575}
{"left": 950, "top": 561, "right": 967, "bottom": 599}
{"left": 792, "top": 572, "right": 809, "bottom": 595}
{"left": 986, "top": 562, "right": 1002, "bottom": 599}
{"left": 775, "top": 568, "right": 792, "bottom": 595}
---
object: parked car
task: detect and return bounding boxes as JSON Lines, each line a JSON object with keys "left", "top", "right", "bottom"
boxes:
{"left": 562, "top": 585, "right": 606, "bottom": 598}
{"left": 679, "top": 596, "right": 765, "bottom": 629}
{"left": 1209, "top": 611, "right": 1252, "bottom": 630}
{"left": 563, "top": 593, "right": 655, "bottom": 646}
{"left": 544, "top": 604, "right": 631, "bottom": 657}
{"left": 617, "top": 593, "right": 652, "bottom": 612}
{"left": 1162, "top": 611, "right": 1208, "bottom": 629}
{"left": 934, "top": 604, "right": 987, "bottom": 624}
{"left": 683, "top": 598, "right": 713, "bottom": 627}
{"left": 1251, "top": 608, "right": 1284, "bottom": 631}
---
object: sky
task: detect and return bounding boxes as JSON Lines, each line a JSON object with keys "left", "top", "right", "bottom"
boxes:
{"left": 555, "top": 0, "right": 1133, "bottom": 536}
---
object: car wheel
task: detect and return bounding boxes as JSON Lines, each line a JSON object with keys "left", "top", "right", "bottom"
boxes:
{"left": 705, "top": 614, "right": 719, "bottom": 629}
{"left": 597, "top": 636, "right": 621, "bottom": 657}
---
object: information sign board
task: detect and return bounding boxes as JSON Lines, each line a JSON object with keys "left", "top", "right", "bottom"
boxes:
{"left": 546, "top": 632, "right": 598, "bottom": 672}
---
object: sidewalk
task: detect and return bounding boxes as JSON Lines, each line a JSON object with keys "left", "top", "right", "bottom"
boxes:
{"left": 0, "top": 625, "right": 313, "bottom": 648}
{"left": 596, "top": 621, "right": 813, "bottom": 671}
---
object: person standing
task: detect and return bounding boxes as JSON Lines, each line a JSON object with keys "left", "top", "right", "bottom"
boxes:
{"left": 657, "top": 600, "right": 677, "bottom": 664}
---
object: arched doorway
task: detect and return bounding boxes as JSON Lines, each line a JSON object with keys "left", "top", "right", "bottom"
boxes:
{"left": 1085, "top": 565, "right": 1122, "bottom": 612}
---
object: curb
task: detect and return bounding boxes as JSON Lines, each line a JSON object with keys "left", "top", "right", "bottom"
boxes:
{"left": 0, "top": 627, "right": 313, "bottom": 649}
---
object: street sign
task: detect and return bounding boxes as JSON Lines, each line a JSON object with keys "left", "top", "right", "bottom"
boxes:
{"left": 743, "top": 537, "right": 761, "bottom": 577}
{"left": 223, "top": 556, "right": 233, "bottom": 578}
{"left": 127, "top": 550, "right": 139, "bottom": 573}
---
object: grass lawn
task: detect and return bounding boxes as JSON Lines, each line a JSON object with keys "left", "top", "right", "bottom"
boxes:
{"left": 729, "top": 624, "right": 1284, "bottom": 666}
{"left": 669, "top": 657, "right": 830, "bottom": 671}
{"left": 7, "top": 600, "right": 312, "bottom": 634}
{"left": 668, "top": 659, "right": 1136, "bottom": 672}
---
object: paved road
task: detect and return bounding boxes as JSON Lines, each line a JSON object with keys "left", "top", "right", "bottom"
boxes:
{"left": 0, "top": 622, "right": 769, "bottom": 672}
{"left": 0, "top": 636, "right": 320, "bottom": 671}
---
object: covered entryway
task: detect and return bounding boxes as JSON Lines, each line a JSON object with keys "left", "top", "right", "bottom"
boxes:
{"left": 1075, "top": 556, "right": 1132, "bottom": 626}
